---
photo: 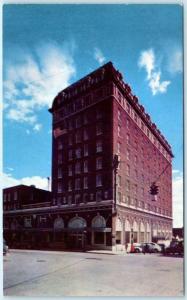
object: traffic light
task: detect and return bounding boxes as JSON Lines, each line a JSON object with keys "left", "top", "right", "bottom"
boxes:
{"left": 149, "top": 183, "right": 159, "bottom": 195}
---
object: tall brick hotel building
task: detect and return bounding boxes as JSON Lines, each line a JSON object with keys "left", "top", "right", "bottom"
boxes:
{"left": 3, "top": 62, "right": 173, "bottom": 251}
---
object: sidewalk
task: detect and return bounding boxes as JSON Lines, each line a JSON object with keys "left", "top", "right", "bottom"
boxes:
{"left": 86, "top": 249, "right": 127, "bottom": 255}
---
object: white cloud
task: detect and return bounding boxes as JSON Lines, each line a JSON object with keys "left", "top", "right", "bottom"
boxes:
{"left": 138, "top": 48, "right": 171, "bottom": 95}
{"left": 2, "top": 172, "right": 50, "bottom": 191}
{"left": 4, "top": 42, "right": 76, "bottom": 129}
{"left": 168, "top": 49, "right": 182, "bottom": 74}
{"left": 7, "top": 167, "right": 14, "bottom": 172}
{"left": 33, "top": 123, "right": 42, "bottom": 132}
{"left": 172, "top": 171, "right": 183, "bottom": 228}
{"left": 172, "top": 169, "right": 180, "bottom": 174}
{"left": 94, "top": 47, "right": 106, "bottom": 65}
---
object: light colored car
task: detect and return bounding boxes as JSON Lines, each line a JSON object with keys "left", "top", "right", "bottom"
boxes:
{"left": 141, "top": 242, "right": 161, "bottom": 253}
{"left": 126, "top": 243, "right": 143, "bottom": 253}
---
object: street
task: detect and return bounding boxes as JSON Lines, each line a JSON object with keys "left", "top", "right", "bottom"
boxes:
{"left": 3, "top": 249, "right": 183, "bottom": 297}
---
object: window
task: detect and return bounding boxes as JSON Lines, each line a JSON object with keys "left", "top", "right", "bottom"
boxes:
{"left": 118, "top": 125, "right": 121, "bottom": 137}
{"left": 127, "top": 149, "right": 130, "bottom": 160}
{"left": 126, "top": 118, "right": 130, "bottom": 129}
{"left": 118, "top": 109, "right": 121, "bottom": 121}
{"left": 96, "top": 123, "right": 102, "bottom": 135}
{"left": 58, "top": 182, "right": 62, "bottom": 193}
{"left": 134, "top": 113, "right": 137, "bottom": 123}
{"left": 126, "top": 102, "right": 130, "bottom": 113}
{"left": 117, "top": 142, "right": 121, "bottom": 154}
{"left": 75, "top": 116, "right": 81, "bottom": 128}
{"left": 68, "top": 180, "right": 72, "bottom": 191}
{"left": 75, "top": 178, "right": 81, "bottom": 190}
{"left": 68, "top": 150, "right": 73, "bottom": 161}
{"left": 96, "top": 174, "right": 102, "bottom": 187}
{"left": 39, "top": 216, "right": 47, "bottom": 224}
{"left": 84, "top": 113, "right": 88, "bottom": 125}
{"left": 117, "top": 175, "right": 121, "bottom": 187}
{"left": 135, "top": 169, "right": 138, "bottom": 179}
{"left": 58, "top": 168, "right": 62, "bottom": 178}
{"left": 118, "top": 192, "right": 122, "bottom": 202}
{"left": 141, "top": 121, "right": 144, "bottom": 131}
{"left": 58, "top": 140, "right": 63, "bottom": 150}
{"left": 24, "top": 216, "right": 32, "bottom": 228}
{"left": 141, "top": 187, "right": 144, "bottom": 196}
{"left": 96, "top": 140, "right": 102, "bottom": 153}
{"left": 75, "top": 131, "right": 81, "bottom": 143}
{"left": 75, "top": 162, "right": 81, "bottom": 174}
{"left": 134, "top": 155, "right": 137, "bottom": 164}
{"left": 68, "top": 195, "right": 72, "bottom": 205}
{"left": 96, "top": 190, "right": 102, "bottom": 201}
{"left": 96, "top": 157, "right": 102, "bottom": 170}
{"left": 3, "top": 194, "right": 7, "bottom": 202}
{"left": 96, "top": 109, "right": 102, "bottom": 120}
{"left": 14, "top": 192, "right": 18, "bottom": 201}
{"left": 134, "top": 140, "right": 138, "bottom": 150}
{"left": 134, "top": 198, "right": 138, "bottom": 207}
{"left": 75, "top": 194, "right": 81, "bottom": 204}
{"left": 84, "top": 144, "right": 89, "bottom": 156}
{"left": 84, "top": 177, "right": 88, "bottom": 189}
{"left": 126, "top": 164, "right": 130, "bottom": 176}
{"left": 58, "top": 153, "right": 62, "bottom": 164}
{"left": 68, "top": 165, "right": 72, "bottom": 176}
{"left": 126, "top": 180, "right": 130, "bottom": 192}
{"left": 104, "top": 191, "right": 108, "bottom": 199}
{"left": 75, "top": 148, "right": 81, "bottom": 159}
{"left": 142, "top": 174, "right": 144, "bottom": 182}
{"left": 83, "top": 193, "right": 89, "bottom": 203}
{"left": 68, "top": 119, "right": 73, "bottom": 130}
{"left": 134, "top": 184, "right": 138, "bottom": 195}
{"left": 84, "top": 160, "right": 88, "bottom": 173}
{"left": 68, "top": 134, "right": 73, "bottom": 146}
{"left": 84, "top": 128, "right": 89, "bottom": 140}
{"left": 127, "top": 196, "right": 130, "bottom": 205}
{"left": 127, "top": 133, "right": 130, "bottom": 144}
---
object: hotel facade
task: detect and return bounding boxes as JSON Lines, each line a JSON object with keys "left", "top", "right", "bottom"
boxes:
{"left": 3, "top": 62, "right": 173, "bottom": 250}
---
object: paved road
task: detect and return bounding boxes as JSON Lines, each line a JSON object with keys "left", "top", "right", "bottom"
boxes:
{"left": 3, "top": 249, "right": 184, "bottom": 297}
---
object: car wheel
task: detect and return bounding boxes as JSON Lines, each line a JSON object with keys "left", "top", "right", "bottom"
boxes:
{"left": 135, "top": 249, "right": 140, "bottom": 253}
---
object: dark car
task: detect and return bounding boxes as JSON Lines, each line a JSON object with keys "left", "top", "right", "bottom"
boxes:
{"left": 3, "top": 239, "right": 9, "bottom": 255}
{"left": 165, "top": 240, "right": 184, "bottom": 255}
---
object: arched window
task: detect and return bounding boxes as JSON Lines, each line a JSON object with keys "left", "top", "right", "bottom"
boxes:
{"left": 54, "top": 217, "right": 64, "bottom": 230}
{"left": 92, "top": 215, "right": 106, "bottom": 228}
{"left": 68, "top": 217, "right": 87, "bottom": 229}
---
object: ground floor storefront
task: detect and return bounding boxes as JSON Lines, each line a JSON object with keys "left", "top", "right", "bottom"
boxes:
{"left": 3, "top": 204, "right": 173, "bottom": 251}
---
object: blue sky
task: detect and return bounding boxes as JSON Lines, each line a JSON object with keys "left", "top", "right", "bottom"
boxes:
{"left": 3, "top": 4, "right": 183, "bottom": 226}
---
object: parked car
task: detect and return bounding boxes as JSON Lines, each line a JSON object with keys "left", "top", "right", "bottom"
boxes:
{"left": 126, "top": 243, "right": 143, "bottom": 253}
{"left": 157, "top": 240, "right": 171, "bottom": 253}
{"left": 3, "top": 239, "right": 9, "bottom": 255}
{"left": 141, "top": 243, "right": 161, "bottom": 253}
{"left": 165, "top": 240, "right": 184, "bottom": 255}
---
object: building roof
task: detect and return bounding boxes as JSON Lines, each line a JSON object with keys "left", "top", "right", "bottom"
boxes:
{"left": 49, "top": 61, "right": 173, "bottom": 157}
